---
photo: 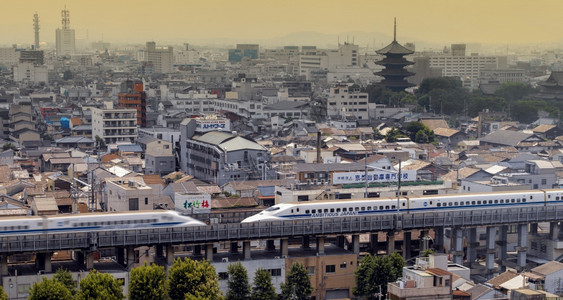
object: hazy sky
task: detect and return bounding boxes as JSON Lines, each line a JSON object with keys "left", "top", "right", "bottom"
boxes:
{"left": 2, "top": 0, "right": 562, "bottom": 46}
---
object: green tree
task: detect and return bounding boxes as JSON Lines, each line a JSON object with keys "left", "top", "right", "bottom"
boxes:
{"left": 168, "top": 258, "right": 222, "bottom": 300}
{"left": 29, "top": 277, "right": 73, "bottom": 300}
{"left": 95, "top": 135, "right": 106, "bottom": 150}
{"left": 226, "top": 262, "right": 250, "bottom": 300}
{"left": 511, "top": 100, "right": 539, "bottom": 124}
{"left": 354, "top": 253, "right": 405, "bottom": 299}
{"left": 385, "top": 127, "right": 405, "bottom": 143}
{"left": 76, "top": 269, "right": 124, "bottom": 300}
{"left": 494, "top": 82, "right": 535, "bottom": 102}
{"left": 129, "top": 263, "right": 167, "bottom": 300}
{"left": 422, "top": 248, "right": 435, "bottom": 257}
{"left": 417, "top": 77, "right": 463, "bottom": 96}
{"left": 280, "top": 262, "right": 312, "bottom": 300}
{"left": 54, "top": 267, "right": 76, "bottom": 295}
{"left": 388, "top": 252, "right": 406, "bottom": 280}
{"left": 0, "top": 286, "right": 6, "bottom": 300}
{"left": 251, "top": 268, "right": 277, "bottom": 300}
{"left": 1, "top": 143, "right": 16, "bottom": 151}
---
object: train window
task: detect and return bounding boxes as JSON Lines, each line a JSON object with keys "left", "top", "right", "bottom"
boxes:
{"left": 489, "top": 200, "right": 493, "bottom": 204}
{"left": 511, "top": 199, "right": 515, "bottom": 203}
{"left": 402, "top": 203, "right": 406, "bottom": 207}
{"left": 266, "top": 207, "right": 280, "bottom": 211}
{"left": 477, "top": 201, "right": 481, "bottom": 205}
{"left": 557, "top": 197, "right": 560, "bottom": 200}
{"left": 494, "top": 200, "right": 498, "bottom": 204}
{"left": 430, "top": 201, "right": 433, "bottom": 205}
{"left": 361, "top": 207, "right": 365, "bottom": 211}
{"left": 437, "top": 203, "right": 441, "bottom": 207}
{"left": 291, "top": 209, "right": 293, "bottom": 213}
{"left": 523, "top": 198, "right": 527, "bottom": 202}
{"left": 324, "top": 209, "right": 329, "bottom": 213}
{"left": 342, "top": 208, "right": 347, "bottom": 212}
{"left": 336, "top": 208, "right": 341, "bottom": 212}
{"left": 392, "top": 205, "right": 396, "bottom": 209}
{"left": 379, "top": 206, "right": 383, "bottom": 210}
{"left": 296, "top": 208, "right": 300, "bottom": 212}
{"left": 548, "top": 195, "right": 551, "bottom": 199}
{"left": 454, "top": 202, "right": 458, "bottom": 206}
{"left": 355, "top": 207, "right": 359, "bottom": 211}
{"left": 312, "top": 209, "right": 316, "bottom": 213}
{"left": 367, "top": 206, "right": 371, "bottom": 211}
{"left": 385, "top": 206, "right": 390, "bottom": 210}
{"left": 500, "top": 200, "right": 504, "bottom": 204}
{"left": 305, "top": 210, "right": 310, "bottom": 214}
{"left": 330, "top": 208, "right": 334, "bottom": 213}
{"left": 471, "top": 201, "right": 475, "bottom": 205}
{"left": 530, "top": 196, "right": 533, "bottom": 200}
{"left": 517, "top": 199, "right": 521, "bottom": 203}
{"left": 349, "top": 207, "right": 353, "bottom": 211}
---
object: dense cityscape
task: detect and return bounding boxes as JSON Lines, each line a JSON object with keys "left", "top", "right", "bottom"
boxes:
{"left": 2, "top": 2, "right": 563, "bottom": 300}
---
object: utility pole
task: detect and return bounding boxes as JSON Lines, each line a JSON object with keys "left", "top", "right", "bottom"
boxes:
{"left": 397, "top": 159, "right": 401, "bottom": 213}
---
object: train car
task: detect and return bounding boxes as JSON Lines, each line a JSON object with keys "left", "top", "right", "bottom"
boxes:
{"left": 0, "top": 210, "right": 205, "bottom": 236}
{"left": 241, "top": 189, "right": 563, "bottom": 223}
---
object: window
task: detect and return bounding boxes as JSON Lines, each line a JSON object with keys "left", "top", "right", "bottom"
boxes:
{"left": 336, "top": 208, "right": 341, "bottom": 212}
{"left": 307, "top": 266, "right": 315, "bottom": 274}
{"left": 305, "top": 210, "right": 310, "bottom": 214}
{"left": 129, "top": 198, "right": 139, "bottom": 211}
{"left": 542, "top": 179, "right": 547, "bottom": 185}
{"left": 340, "top": 262, "right": 347, "bottom": 268}
{"left": 145, "top": 198, "right": 148, "bottom": 205}
{"left": 269, "top": 269, "right": 282, "bottom": 276}
{"left": 218, "top": 272, "right": 228, "bottom": 280}
{"left": 311, "top": 209, "right": 316, "bottom": 213}
{"left": 326, "top": 265, "right": 336, "bottom": 273}
{"left": 437, "top": 203, "right": 441, "bottom": 207}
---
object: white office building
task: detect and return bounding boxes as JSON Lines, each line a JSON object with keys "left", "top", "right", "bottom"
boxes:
{"left": 326, "top": 84, "right": 369, "bottom": 121}
{"left": 91, "top": 104, "right": 138, "bottom": 144}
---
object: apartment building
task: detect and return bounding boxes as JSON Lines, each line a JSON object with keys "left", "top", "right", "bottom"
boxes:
{"left": 326, "top": 84, "right": 369, "bottom": 121}
{"left": 117, "top": 80, "right": 146, "bottom": 127}
{"left": 144, "top": 42, "right": 174, "bottom": 74}
{"left": 91, "top": 104, "right": 137, "bottom": 144}
{"left": 299, "top": 43, "right": 359, "bottom": 80}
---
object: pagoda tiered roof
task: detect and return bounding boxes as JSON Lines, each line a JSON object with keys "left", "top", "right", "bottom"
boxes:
{"left": 376, "top": 40, "right": 414, "bottom": 55}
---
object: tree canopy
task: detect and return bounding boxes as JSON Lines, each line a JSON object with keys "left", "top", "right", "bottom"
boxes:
{"left": 405, "top": 121, "right": 436, "bottom": 144}
{"left": 226, "top": 262, "right": 250, "bottom": 300}
{"left": 0, "top": 286, "right": 6, "bottom": 300}
{"left": 354, "top": 253, "right": 405, "bottom": 299}
{"left": 168, "top": 258, "right": 222, "bottom": 300}
{"left": 75, "top": 269, "right": 124, "bottom": 300}
{"left": 129, "top": 263, "right": 168, "bottom": 300}
{"left": 29, "top": 277, "right": 73, "bottom": 300}
{"left": 251, "top": 268, "right": 277, "bottom": 300}
{"left": 54, "top": 268, "right": 76, "bottom": 295}
{"left": 280, "top": 262, "right": 313, "bottom": 300}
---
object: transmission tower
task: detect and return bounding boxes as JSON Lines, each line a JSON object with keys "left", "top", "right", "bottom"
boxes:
{"left": 33, "top": 13, "right": 40, "bottom": 49}
{"left": 61, "top": 6, "right": 70, "bottom": 30}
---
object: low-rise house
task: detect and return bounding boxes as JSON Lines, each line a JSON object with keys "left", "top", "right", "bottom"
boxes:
{"left": 524, "top": 261, "right": 563, "bottom": 295}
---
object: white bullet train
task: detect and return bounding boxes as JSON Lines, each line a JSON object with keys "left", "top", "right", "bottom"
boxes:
{"left": 0, "top": 210, "right": 205, "bottom": 236}
{"left": 241, "top": 189, "right": 563, "bottom": 223}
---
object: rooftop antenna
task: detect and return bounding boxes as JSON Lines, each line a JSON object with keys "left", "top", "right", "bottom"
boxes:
{"left": 393, "top": 17, "right": 397, "bottom": 42}
{"left": 61, "top": 5, "right": 70, "bottom": 30}
{"left": 33, "top": 12, "right": 40, "bottom": 50}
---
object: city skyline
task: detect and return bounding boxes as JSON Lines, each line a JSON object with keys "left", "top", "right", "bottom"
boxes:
{"left": 2, "top": 0, "right": 563, "bottom": 47}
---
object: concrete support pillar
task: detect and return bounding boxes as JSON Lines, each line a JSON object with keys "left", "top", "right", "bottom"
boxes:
{"left": 497, "top": 226, "right": 508, "bottom": 263}
{"left": 266, "top": 240, "right": 276, "bottom": 252}
{"left": 369, "top": 233, "right": 378, "bottom": 253}
{"left": 352, "top": 234, "right": 360, "bottom": 254}
{"left": 243, "top": 241, "right": 251, "bottom": 260}
{"left": 452, "top": 228, "right": 464, "bottom": 265}
{"left": 1, "top": 256, "right": 7, "bottom": 276}
{"left": 486, "top": 226, "right": 497, "bottom": 271}
{"left": 193, "top": 245, "right": 202, "bottom": 256}
{"left": 280, "top": 238, "right": 288, "bottom": 257}
{"left": 302, "top": 236, "right": 310, "bottom": 249}
{"left": 434, "top": 227, "right": 444, "bottom": 252}
{"left": 230, "top": 242, "right": 239, "bottom": 253}
{"left": 317, "top": 236, "right": 325, "bottom": 255}
{"left": 85, "top": 252, "right": 94, "bottom": 270}
{"left": 419, "top": 230, "right": 429, "bottom": 252}
{"left": 550, "top": 222, "right": 560, "bottom": 240}
{"left": 166, "top": 244, "right": 175, "bottom": 266}
{"left": 403, "top": 232, "right": 412, "bottom": 260}
{"left": 466, "top": 228, "right": 478, "bottom": 266}
{"left": 387, "top": 232, "right": 395, "bottom": 254}
{"left": 517, "top": 224, "right": 528, "bottom": 268}
{"left": 205, "top": 244, "right": 214, "bottom": 261}
{"left": 75, "top": 251, "right": 85, "bottom": 267}
{"left": 336, "top": 236, "right": 345, "bottom": 249}
{"left": 36, "top": 253, "right": 52, "bottom": 273}
{"left": 530, "top": 223, "right": 538, "bottom": 235}
{"left": 116, "top": 247, "right": 125, "bottom": 266}
{"left": 156, "top": 244, "right": 164, "bottom": 258}
{"left": 127, "top": 247, "right": 135, "bottom": 269}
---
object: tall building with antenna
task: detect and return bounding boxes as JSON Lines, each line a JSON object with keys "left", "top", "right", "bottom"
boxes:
{"left": 33, "top": 13, "right": 40, "bottom": 50}
{"left": 55, "top": 6, "right": 75, "bottom": 56}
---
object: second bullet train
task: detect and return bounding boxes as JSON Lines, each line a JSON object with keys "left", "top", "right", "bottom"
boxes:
{"left": 242, "top": 189, "right": 563, "bottom": 223}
